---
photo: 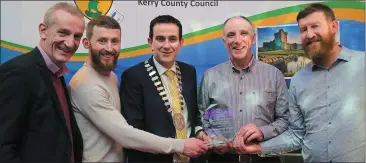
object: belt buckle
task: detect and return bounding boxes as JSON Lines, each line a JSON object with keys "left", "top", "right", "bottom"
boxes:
{"left": 238, "top": 154, "right": 252, "bottom": 163}
{"left": 238, "top": 155, "right": 246, "bottom": 162}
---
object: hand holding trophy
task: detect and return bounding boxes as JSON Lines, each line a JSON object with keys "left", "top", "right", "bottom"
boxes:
{"left": 202, "top": 104, "right": 238, "bottom": 153}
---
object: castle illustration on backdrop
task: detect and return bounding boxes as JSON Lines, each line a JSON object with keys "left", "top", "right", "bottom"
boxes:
{"left": 257, "top": 25, "right": 311, "bottom": 78}
{"left": 260, "top": 29, "right": 302, "bottom": 51}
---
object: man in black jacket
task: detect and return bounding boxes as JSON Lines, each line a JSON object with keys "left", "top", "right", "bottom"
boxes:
{"left": 119, "top": 15, "right": 211, "bottom": 162}
{"left": 0, "top": 2, "right": 85, "bottom": 162}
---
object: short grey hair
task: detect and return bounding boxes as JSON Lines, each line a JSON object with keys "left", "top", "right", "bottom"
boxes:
{"left": 43, "top": 2, "right": 83, "bottom": 26}
{"left": 222, "top": 16, "right": 255, "bottom": 35}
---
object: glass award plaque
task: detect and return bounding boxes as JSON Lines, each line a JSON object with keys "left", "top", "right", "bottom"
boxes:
{"left": 202, "top": 104, "right": 238, "bottom": 146}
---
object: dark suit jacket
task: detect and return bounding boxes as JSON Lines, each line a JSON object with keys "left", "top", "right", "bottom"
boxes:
{"left": 119, "top": 56, "right": 201, "bottom": 162}
{"left": 0, "top": 47, "right": 83, "bottom": 162}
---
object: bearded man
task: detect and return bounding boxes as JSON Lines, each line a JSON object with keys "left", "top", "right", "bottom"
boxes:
{"left": 68, "top": 15, "right": 208, "bottom": 162}
{"left": 233, "top": 3, "right": 365, "bottom": 163}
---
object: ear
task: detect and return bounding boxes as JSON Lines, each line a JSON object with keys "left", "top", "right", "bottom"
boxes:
{"left": 82, "top": 37, "right": 90, "bottom": 49}
{"left": 39, "top": 23, "right": 47, "bottom": 40}
{"left": 222, "top": 36, "right": 228, "bottom": 49}
{"left": 148, "top": 37, "right": 154, "bottom": 46}
{"left": 179, "top": 38, "right": 184, "bottom": 47}
{"left": 330, "top": 20, "right": 339, "bottom": 35}
{"left": 252, "top": 32, "right": 257, "bottom": 45}
{"left": 222, "top": 29, "right": 228, "bottom": 48}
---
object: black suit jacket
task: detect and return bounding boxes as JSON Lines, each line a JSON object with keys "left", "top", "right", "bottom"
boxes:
{"left": 0, "top": 47, "right": 83, "bottom": 162}
{"left": 119, "top": 56, "right": 201, "bottom": 162}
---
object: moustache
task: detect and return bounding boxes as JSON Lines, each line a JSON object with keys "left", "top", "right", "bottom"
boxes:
{"left": 100, "top": 50, "right": 118, "bottom": 57}
{"left": 306, "top": 37, "right": 322, "bottom": 45}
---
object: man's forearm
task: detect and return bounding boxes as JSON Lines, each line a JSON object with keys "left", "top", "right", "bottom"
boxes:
{"left": 259, "top": 117, "right": 288, "bottom": 141}
{"left": 260, "top": 129, "right": 302, "bottom": 155}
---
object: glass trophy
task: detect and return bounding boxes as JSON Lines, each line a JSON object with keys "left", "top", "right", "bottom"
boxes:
{"left": 202, "top": 103, "right": 238, "bottom": 146}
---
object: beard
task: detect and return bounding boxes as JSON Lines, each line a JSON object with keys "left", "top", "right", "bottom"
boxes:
{"left": 90, "top": 45, "right": 119, "bottom": 72}
{"left": 303, "top": 32, "right": 335, "bottom": 61}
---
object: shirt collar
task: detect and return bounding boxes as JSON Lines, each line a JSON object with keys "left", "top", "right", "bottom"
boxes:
{"left": 153, "top": 56, "right": 176, "bottom": 75}
{"left": 38, "top": 45, "right": 69, "bottom": 77}
{"left": 311, "top": 45, "right": 351, "bottom": 71}
{"left": 230, "top": 56, "right": 256, "bottom": 73}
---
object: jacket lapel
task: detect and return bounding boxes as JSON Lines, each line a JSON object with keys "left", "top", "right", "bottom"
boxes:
{"left": 178, "top": 62, "right": 188, "bottom": 101}
{"left": 34, "top": 47, "right": 69, "bottom": 135}
{"left": 60, "top": 76, "right": 72, "bottom": 117}
{"left": 61, "top": 76, "right": 82, "bottom": 147}
{"left": 177, "top": 62, "right": 191, "bottom": 122}
{"left": 147, "top": 56, "right": 174, "bottom": 125}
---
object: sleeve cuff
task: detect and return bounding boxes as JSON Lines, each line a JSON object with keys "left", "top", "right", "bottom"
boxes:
{"left": 194, "top": 126, "right": 203, "bottom": 135}
{"left": 258, "top": 125, "right": 274, "bottom": 141}
{"left": 172, "top": 139, "right": 185, "bottom": 153}
{"left": 259, "top": 141, "right": 271, "bottom": 154}
{"left": 259, "top": 140, "right": 285, "bottom": 156}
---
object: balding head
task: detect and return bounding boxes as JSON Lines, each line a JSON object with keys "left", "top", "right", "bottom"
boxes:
{"left": 223, "top": 16, "right": 254, "bottom": 36}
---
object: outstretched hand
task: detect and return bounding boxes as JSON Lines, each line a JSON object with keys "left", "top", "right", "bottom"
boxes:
{"left": 182, "top": 138, "right": 209, "bottom": 158}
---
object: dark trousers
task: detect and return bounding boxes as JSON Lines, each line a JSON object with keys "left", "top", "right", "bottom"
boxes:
{"left": 205, "top": 153, "right": 281, "bottom": 163}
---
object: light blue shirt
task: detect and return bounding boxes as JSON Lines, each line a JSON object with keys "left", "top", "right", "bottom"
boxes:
{"left": 260, "top": 45, "right": 365, "bottom": 162}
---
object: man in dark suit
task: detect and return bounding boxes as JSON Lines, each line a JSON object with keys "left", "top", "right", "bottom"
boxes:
{"left": 119, "top": 15, "right": 211, "bottom": 162}
{"left": 0, "top": 2, "right": 85, "bottom": 162}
